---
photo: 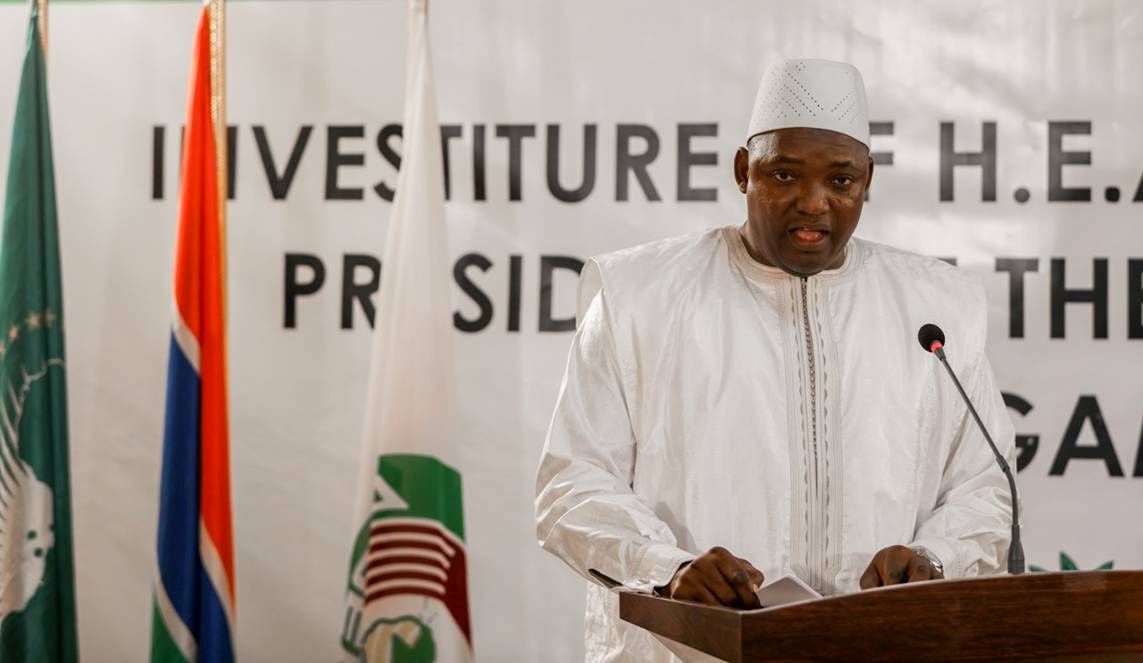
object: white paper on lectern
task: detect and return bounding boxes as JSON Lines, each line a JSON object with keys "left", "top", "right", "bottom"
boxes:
{"left": 755, "top": 574, "right": 823, "bottom": 608}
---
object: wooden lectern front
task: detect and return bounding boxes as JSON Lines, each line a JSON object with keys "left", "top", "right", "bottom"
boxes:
{"left": 619, "top": 570, "right": 1143, "bottom": 661}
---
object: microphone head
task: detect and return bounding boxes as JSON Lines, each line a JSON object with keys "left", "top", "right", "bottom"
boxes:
{"left": 917, "top": 323, "right": 946, "bottom": 353}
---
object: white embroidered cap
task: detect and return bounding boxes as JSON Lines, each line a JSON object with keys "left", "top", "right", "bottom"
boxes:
{"left": 746, "top": 59, "right": 870, "bottom": 147}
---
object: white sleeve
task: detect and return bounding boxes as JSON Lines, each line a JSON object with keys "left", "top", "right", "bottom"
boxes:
{"left": 535, "top": 275, "right": 695, "bottom": 593}
{"left": 910, "top": 346, "right": 1017, "bottom": 579}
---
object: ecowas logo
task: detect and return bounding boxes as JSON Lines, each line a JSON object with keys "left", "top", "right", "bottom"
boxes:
{"left": 341, "top": 455, "right": 472, "bottom": 662}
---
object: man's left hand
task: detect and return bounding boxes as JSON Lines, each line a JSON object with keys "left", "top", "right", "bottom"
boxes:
{"left": 859, "top": 545, "right": 943, "bottom": 589}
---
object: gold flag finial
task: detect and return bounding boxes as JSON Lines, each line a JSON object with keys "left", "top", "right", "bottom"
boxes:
{"left": 36, "top": 0, "right": 47, "bottom": 54}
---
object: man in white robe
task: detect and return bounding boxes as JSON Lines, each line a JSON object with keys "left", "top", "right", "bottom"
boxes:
{"left": 534, "top": 59, "right": 1016, "bottom": 662}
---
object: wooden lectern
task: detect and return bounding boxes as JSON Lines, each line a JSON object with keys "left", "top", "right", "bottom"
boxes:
{"left": 619, "top": 571, "right": 1143, "bottom": 661}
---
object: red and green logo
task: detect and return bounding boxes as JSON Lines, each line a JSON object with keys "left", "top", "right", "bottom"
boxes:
{"left": 341, "top": 454, "right": 471, "bottom": 661}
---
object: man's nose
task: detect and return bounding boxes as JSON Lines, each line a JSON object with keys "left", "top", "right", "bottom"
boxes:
{"left": 795, "top": 183, "right": 829, "bottom": 216}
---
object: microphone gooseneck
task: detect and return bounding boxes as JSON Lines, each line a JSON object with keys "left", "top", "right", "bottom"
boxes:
{"left": 918, "top": 323, "right": 1024, "bottom": 575}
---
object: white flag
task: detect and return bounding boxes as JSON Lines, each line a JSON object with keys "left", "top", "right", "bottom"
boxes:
{"left": 339, "top": 1, "right": 473, "bottom": 660}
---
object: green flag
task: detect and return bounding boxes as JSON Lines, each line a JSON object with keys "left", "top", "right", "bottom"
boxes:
{"left": 0, "top": 6, "right": 79, "bottom": 662}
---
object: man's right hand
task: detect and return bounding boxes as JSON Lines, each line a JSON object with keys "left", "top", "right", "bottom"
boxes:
{"left": 660, "top": 546, "right": 764, "bottom": 609}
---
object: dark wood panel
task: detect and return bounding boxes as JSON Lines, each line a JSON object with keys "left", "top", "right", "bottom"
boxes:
{"left": 620, "top": 571, "right": 1143, "bottom": 662}
{"left": 619, "top": 592, "right": 743, "bottom": 661}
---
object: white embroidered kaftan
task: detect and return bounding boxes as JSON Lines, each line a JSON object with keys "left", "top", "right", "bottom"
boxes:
{"left": 535, "top": 226, "right": 1016, "bottom": 662}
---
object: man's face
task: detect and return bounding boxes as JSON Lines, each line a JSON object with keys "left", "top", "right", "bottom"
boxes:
{"left": 733, "top": 127, "right": 873, "bottom": 277}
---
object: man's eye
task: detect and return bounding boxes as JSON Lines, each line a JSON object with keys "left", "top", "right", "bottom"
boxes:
{"left": 773, "top": 171, "right": 795, "bottom": 182}
{"left": 832, "top": 175, "right": 855, "bottom": 186}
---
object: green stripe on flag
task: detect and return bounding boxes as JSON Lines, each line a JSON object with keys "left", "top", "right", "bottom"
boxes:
{"left": 149, "top": 601, "right": 190, "bottom": 663}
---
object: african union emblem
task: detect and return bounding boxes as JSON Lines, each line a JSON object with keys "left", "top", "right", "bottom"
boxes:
{"left": 0, "top": 351, "right": 62, "bottom": 624}
{"left": 341, "top": 454, "right": 472, "bottom": 662}
{"left": 0, "top": 294, "right": 76, "bottom": 663}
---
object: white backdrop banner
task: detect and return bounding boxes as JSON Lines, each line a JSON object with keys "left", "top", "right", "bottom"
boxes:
{"left": 0, "top": 1, "right": 1141, "bottom": 661}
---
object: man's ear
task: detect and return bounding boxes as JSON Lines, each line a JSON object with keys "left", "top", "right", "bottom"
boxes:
{"left": 865, "top": 156, "right": 875, "bottom": 195}
{"left": 734, "top": 147, "right": 749, "bottom": 194}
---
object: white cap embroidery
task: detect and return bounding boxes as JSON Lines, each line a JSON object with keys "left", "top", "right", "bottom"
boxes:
{"left": 747, "top": 59, "right": 870, "bottom": 147}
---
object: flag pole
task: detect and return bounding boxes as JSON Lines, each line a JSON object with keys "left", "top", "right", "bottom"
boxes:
{"left": 208, "top": 0, "right": 227, "bottom": 320}
{"left": 209, "top": 0, "right": 235, "bottom": 627}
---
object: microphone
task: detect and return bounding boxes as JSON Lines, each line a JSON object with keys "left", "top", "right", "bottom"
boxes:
{"left": 917, "top": 323, "right": 1024, "bottom": 575}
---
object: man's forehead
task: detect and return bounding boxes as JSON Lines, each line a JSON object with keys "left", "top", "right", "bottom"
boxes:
{"left": 750, "top": 128, "right": 868, "bottom": 162}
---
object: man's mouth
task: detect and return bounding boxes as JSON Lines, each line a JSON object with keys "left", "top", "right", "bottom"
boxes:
{"left": 788, "top": 226, "right": 830, "bottom": 246}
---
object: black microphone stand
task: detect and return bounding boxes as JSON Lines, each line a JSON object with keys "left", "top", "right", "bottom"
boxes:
{"left": 932, "top": 344, "right": 1025, "bottom": 575}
